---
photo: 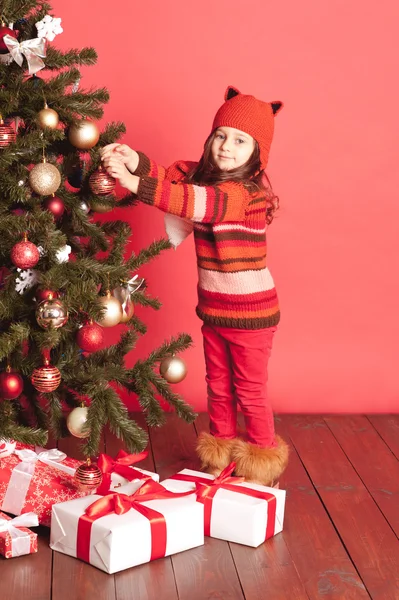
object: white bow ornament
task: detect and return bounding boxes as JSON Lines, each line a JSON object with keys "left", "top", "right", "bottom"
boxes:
{"left": 3, "top": 34, "right": 46, "bottom": 75}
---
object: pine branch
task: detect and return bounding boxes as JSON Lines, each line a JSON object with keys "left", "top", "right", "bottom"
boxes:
{"left": 146, "top": 370, "right": 197, "bottom": 423}
{"left": 0, "top": 322, "right": 31, "bottom": 361}
{"left": 129, "top": 364, "right": 166, "bottom": 427}
{"left": 126, "top": 238, "right": 172, "bottom": 271}
{"left": 0, "top": 401, "right": 48, "bottom": 446}
{"left": 45, "top": 47, "right": 98, "bottom": 69}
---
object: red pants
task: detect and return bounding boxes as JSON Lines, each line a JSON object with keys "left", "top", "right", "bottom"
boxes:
{"left": 202, "top": 324, "right": 277, "bottom": 448}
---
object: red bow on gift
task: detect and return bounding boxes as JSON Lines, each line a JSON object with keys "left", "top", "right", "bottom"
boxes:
{"left": 96, "top": 449, "right": 149, "bottom": 494}
{"left": 172, "top": 462, "right": 277, "bottom": 540}
{"left": 77, "top": 479, "right": 195, "bottom": 563}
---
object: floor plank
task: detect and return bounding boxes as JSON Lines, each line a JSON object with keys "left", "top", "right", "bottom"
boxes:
{"left": 277, "top": 416, "right": 370, "bottom": 599}
{"left": 284, "top": 415, "right": 399, "bottom": 600}
{"left": 52, "top": 552, "right": 117, "bottom": 600}
{"left": 367, "top": 415, "right": 399, "bottom": 461}
{"left": 1, "top": 525, "right": 52, "bottom": 600}
{"left": 195, "top": 412, "right": 309, "bottom": 600}
{"left": 324, "top": 415, "right": 399, "bottom": 539}
{"left": 150, "top": 413, "right": 245, "bottom": 600}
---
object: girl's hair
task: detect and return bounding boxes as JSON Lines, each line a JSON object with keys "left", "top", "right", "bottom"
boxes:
{"left": 187, "top": 131, "right": 279, "bottom": 224}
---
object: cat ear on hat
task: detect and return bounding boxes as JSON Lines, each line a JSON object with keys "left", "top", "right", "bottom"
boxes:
{"left": 270, "top": 101, "right": 284, "bottom": 115}
{"left": 225, "top": 86, "right": 241, "bottom": 101}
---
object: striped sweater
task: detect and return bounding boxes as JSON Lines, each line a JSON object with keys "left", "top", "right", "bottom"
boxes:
{"left": 135, "top": 152, "right": 280, "bottom": 329}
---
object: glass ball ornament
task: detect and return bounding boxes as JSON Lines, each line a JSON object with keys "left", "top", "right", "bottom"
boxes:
{"left": 68, "top": 120, "right": 100, "bottom": 150}
{"left": 37, "top": 104, "right": 59, "bottom": 129}
{"left": 113, "top": 286, "right": 135, "bottom": 323}
{"left": 74, "top": 458, "right": 102, "bottom": 491}
{"left": 0, "top": 118, "right": 16, "bottom": 147}
{"left": 31, "top": 358, "right": 61, "bottom": 392}
{"left": 89, "top": 166, "right": 116, "bottom": 195}
{"left": 36, "top": 296, "right": 68, "bottom": 329}
{"left": 97, "top": 291, "right": 123, "bottom": 327}
{"left": 89, "top": 199, "right": 112, "bottom": 213}
{"left": 35, "top": 288, "right": 58, "bottom": 303}
{"left": 79, "top": 201, "right": 90, "bottom": 214}
{"left": 0, "top": 366, "right": 23, "bottom": 400}
{"left": 67, "top": 406, "right": 90, "bottom": 438}
{"left": 76, "top": 322, "right": 104, "bottom": 352}
{"left": 29, "top": 161, "right": 61, "bottom": 195}
{"left": 159, "top": 355, "right": 188, "bottom": 384}
{"left": 43, "top": 195, "right": 65, "bottom": 219}
{"left": 10, "top": 234, "right": 40, "bottom": 268}
{"left": 0, "top": 26, "right": 17, "bottom": 54}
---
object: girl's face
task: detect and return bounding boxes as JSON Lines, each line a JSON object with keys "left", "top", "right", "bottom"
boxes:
{"left": 210, "top": 126, "right": 255, "bottom": 171}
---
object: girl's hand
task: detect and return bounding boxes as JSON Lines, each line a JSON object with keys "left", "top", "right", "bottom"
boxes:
{"left": 103, "top": 155, "right": 140, "bottom": 193}
{"left": 100, "top": 144, "right": 139, "bottom": 173}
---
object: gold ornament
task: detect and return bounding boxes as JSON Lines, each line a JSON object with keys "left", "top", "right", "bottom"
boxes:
{"left": 36, "top": 295, "right": 68, "bottom": 329}
{"left": 68, "top": 119, "right": 100, "bottom": 150}
{"left": 37, "top": 104, "right": 59, "bottom": 129}
{"left": 29, "top": 160, "right": 61, "bottom": 195}
{"left": 66, "top": 406, "right": 90, "bottom": 438}
{"left": 159, "top": 355, "right": 188, "bottom": 383}
{"left": 31, "top": 358, "right": 61, "bottom": 392}
{"left": 89, "top": 200, "right": 112, "bottom": 213}
{"left": 97, "top": 290, "right": 123, "bottom": 327}
{"left": 74, "top": 458, "right": 102, "bottom": 491}
{"left": 112, "top": 286, "right": 135, "bottom": 323}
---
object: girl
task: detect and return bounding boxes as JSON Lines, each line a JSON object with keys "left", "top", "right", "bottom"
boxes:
{"left": 101, "top": 86, "right": 289, "bottom": 487}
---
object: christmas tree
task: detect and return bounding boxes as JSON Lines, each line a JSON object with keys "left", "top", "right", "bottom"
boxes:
{"left": 0, "top": 0, "right": 195, "bottom": 457}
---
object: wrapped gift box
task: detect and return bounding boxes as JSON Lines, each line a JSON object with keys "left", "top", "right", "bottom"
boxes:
{"left": 96, "top": 450, "right": 159, "bottom": 494}
{"left": 0, "top": 444, "right": 87, "bottom": 526}
{"left": 50, "top": 479, "right": 204, "bottom": 573}
{"left": 161, "top": 467, "right": 286, "bottom": 548}
{"left": 0, "top": 511, "right": 38, "bottom": 558}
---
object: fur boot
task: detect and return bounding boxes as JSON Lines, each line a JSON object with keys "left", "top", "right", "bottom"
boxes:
{"left": 232, "top": 435, "right": 289, "bottom": 486}
{"left": 196, "top": 432, "right": 236, "bottom": 477}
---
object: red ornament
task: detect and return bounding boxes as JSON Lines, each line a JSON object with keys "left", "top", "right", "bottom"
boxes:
{"left": 0, "top": 366, "right": 23, "bottom": 400}
{"left": 0, "top": 26, "right": 17, "bottom": 54}
{"left": 76, "top": 322, "right": 104, "bottom": 352}
{"left": 31, "top": 358, "right": 61, "bottom": 393}
{"left": 89, "top": 166, "right": 116, "bottom": 195}
{"left": 10, "top": 234, "right": 40, "bottom": 268}
{"left": 74, "top": 459, "right": 102, "bottom": 490}
{"left": 43, "top": 195, "right": 65, "bottom": 219}
{"left": 35, "top": 288, "right": 59, "bottom": 303}
{"left": 0, "top": 119, "right": 16, "bottom": 147}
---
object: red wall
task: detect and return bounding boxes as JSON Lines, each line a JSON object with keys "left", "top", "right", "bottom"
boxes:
{"left": 51, "top": 0, "right": 399, "bottom": 413}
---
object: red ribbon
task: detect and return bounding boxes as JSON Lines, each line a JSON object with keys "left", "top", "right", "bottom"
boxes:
{"left": 76, "top": 479, "right": 195, "bottom": 564}
{"left": 170, "top": 462, "right": 277, "bottom": 540}
{"left": 96, "top": 449, "right": 149, "bottom": 495}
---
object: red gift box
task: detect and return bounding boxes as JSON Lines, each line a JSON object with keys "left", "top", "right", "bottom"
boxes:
{"left": 0, "top": 444, "right": 87, "bottom": 526}
{"left": 0, "top": 511, "right": 38, "bottom": 558}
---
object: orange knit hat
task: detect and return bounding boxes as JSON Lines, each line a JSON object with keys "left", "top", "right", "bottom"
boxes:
{"left": 212, "top": 86, "right": 283, "bottom": 171}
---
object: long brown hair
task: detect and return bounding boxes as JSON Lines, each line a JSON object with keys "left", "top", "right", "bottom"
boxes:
{"left": 187, "top": 131, "right": 279, "bottom": 224}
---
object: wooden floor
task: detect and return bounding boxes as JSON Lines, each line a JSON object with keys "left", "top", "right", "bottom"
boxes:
{"left": 2, "top": 413, "right": 399, "bottom": 600}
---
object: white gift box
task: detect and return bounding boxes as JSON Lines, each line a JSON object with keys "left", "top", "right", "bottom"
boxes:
{"left": 50, "top": 480, "right": 204, "bottom": 573}
{"left": 161, "top": 469, "right": 286, "bottom": 548}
